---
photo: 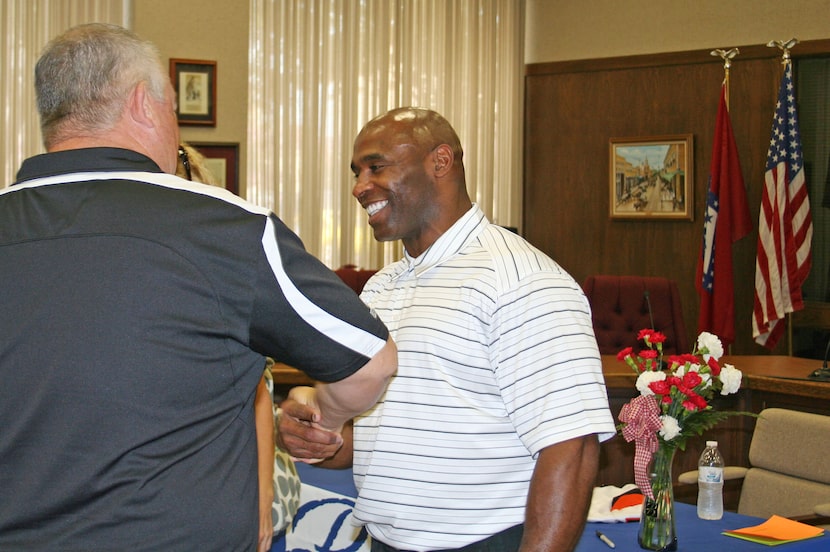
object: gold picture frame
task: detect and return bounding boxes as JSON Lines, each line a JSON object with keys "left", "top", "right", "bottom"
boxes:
{"left": 609, "top": 134, "right": 693, "bottom": 220}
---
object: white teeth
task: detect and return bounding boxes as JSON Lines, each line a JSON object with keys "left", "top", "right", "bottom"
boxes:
{"left": 365, "top": 200, "right": 388, "bottom": 216}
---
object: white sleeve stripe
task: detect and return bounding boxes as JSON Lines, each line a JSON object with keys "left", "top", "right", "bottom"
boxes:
{"left": 12, "top": 171, "right": 385, "bottom": 360}
{"left": 260, "top": 217, "right": 384, "bottom": 359}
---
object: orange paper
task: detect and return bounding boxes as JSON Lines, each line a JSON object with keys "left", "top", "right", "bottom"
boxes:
{"left": 724, "top": 515, "right": 824, "bottom": 546}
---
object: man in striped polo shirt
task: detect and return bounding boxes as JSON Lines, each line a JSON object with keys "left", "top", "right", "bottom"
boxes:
{"left": 280, "top": 108, "right": 615, "bottom": 552}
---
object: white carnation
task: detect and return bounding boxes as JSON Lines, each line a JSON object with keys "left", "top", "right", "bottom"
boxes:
{"left": 672, "top": 363, "right": 688, "bottom": 377}
{"left": 697, "top": 332, "right": 724, "bottom": 360}
{"left": 719, "top": 363, "right": 743, "bottom": 395}
{"left": 659, "top": 415, "right": 681, "bottom": 440}
{"left": 636, "top": 370, "right": 666, "bottom": 396}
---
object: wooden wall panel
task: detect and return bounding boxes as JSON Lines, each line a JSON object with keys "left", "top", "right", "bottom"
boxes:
{"left": 524, "top": 42, "right": 830, "bottom": 354}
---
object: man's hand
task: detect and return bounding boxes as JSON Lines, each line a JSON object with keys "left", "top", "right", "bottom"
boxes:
{"left": 277, "top": 389, "right": 344, "bottom": 463}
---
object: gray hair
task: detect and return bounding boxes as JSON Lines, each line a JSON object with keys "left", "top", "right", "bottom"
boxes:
{"left": 35, "top": 23, "right": 168, "bottom": 147}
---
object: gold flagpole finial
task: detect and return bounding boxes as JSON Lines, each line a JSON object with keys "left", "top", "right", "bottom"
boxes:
{"left": 766, "top": 38, "right": 798, "bottom": 65}
{"left": 711, "top": 48, "right": 739, "bottom": 108}
{"left": 710, "top": 47, "right": 739, "bottom": 70}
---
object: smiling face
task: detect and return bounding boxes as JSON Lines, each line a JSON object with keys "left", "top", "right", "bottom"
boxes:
{"left": 350, "top": 118, "right": 443, "bottom": 256}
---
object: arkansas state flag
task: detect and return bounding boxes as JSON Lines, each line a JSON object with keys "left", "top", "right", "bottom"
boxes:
{"left": 696, "top": 84, "right": 752, "bottom": 346}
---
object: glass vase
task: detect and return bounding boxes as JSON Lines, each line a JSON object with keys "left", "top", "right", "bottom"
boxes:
{"left": 638, "top": 443, "right": 677, "bottom": 551}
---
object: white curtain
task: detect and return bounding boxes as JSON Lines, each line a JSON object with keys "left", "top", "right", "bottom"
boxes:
{"left": 0, "top": 0, "right": 130, "bottom": 188}
{"left": 248, "top": 0, "right": 525, "bottom": 269}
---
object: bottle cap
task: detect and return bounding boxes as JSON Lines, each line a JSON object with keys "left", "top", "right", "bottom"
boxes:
{"left": 706, "top": 441, "right": 718, "bottom": 447}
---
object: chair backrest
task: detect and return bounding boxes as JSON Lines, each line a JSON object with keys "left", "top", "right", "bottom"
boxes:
{"left": 581, "top": 275, "right": 689, "bottom": 355}
{"left": 334, "top": 264, "right": 377, "bottom": 295}
{"left": 738, "top": 408, "right": 830, "bottom": 518}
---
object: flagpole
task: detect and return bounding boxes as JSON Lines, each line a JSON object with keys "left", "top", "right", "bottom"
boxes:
{"left": 768, "top": 39, "right": 798, "bottom": 356}
{"left": 706, "top": 47, "right": 742, "bottom": 355}
{"left": 697, "top": 46, "right": 751, "bottom": 349}
{"left": 754, "top": 37, "right": 814, "bottom": 352}
{"left": 710, "top": 48, "right": 738, "bottom": 109}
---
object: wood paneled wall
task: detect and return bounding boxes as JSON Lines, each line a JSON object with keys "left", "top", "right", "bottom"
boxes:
{"left": 524, "top": 41, "right": 830, "bottom": 355}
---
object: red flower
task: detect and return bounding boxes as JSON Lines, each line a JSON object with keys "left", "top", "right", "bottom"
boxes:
{"left": 682, "top": 371, "right": 702, "bottom": 388}
{"left": 637, "top": 329, "right": 667, "bottom": 345}
{"left": 682, "top": 399, "right": 701, "bottom": 411}
{"left": 649, "top": 332, "right": 667, "bottom": 344}
{"left": 676, "top": 353, "right": 699, "bottom": 365}
{"left": 637, "top": 329, "right": 654, "bottom": 341}
{"left": 617, "top": 347, "right": 633, "bottom": 361}
{"left": 649, "top": 380, "right": 672, "bottom": 395}
{"left": 640, "top": 349, "right": 658, "bottom": 360}
{"left": 687, "top": 393, "right": 708, "bottom": 410}
{"left": 707, "top": 356, "right": 721, "bottom": 376}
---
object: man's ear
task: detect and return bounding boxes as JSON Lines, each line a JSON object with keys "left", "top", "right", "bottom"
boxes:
{"left": 128, "top": 81, "right": 155, "bottom": 129}
{"left": 431, "top": 143, "right": 454, "bottom": 177}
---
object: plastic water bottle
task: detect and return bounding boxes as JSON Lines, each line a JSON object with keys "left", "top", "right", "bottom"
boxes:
{"left": 697, "top": 440, "right": 724, "bottom": 520}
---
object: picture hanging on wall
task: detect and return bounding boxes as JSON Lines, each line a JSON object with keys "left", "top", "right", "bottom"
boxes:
{"left": 189, "top": 142, "right": 238, "bottom": 194}
{"left": 609, "top": 134, "right": 693, "bottom": 220}
{"left": 169, "top": 58, "right": 217, "bottom": 126}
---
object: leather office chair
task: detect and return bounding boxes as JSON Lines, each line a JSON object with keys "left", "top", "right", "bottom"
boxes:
{"left": 582, "top": 275, "right": 689, "bottom": 355}
{"left": 334, "top": 264, "right": 377, "bottom": 295}
{"left": 678, "top": 408, "right": 830, "bottom": 523}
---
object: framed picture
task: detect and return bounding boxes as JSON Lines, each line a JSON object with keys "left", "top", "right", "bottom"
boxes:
{"left": 609, "top": 134, "right": 693, "bottom": 220}
{"left": 169, "top": 59, "right": 216, "bottom": 126}
{"left": 189, "top": 142, "right": 239, "bottom": 194}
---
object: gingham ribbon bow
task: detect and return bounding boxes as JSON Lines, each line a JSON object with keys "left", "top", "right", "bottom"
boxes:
{"left": 619, "top": 394, "right": 662, "bottom": 499}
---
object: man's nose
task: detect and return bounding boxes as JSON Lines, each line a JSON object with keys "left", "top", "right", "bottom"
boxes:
{"left": 352, "top": 171, "right": 372, "bottom": 199}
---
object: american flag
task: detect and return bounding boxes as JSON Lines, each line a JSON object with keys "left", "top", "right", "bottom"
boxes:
{"left": 752, "top": 62, "right": 813, "bottom": 349}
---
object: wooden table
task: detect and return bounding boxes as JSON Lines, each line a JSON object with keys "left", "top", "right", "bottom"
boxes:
{"left": 272, "top": 355, "right": 829, "bottom": 505}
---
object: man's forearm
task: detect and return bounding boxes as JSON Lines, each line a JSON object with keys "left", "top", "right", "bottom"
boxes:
{"left": 314, "top": 336, "right": 396, "bottom": 431}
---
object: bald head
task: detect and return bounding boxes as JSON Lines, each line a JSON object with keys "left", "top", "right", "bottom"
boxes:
{"left": 358, "top": 107, "right": 465, "bottom": 166}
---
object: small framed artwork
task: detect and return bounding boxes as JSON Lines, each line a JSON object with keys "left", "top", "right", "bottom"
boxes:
{"left": 189, "top": 142, "right": 239, "bottom": 194}
{"left": 169, "top": 58, "right": 217, "bottom": 126}
{"left": 609, "top": 134, "right": 694, "bottom": 220}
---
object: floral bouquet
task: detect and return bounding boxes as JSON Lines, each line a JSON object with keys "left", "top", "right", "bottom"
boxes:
{"left": 616, "top": 329, "right": 746, "bottom": 550}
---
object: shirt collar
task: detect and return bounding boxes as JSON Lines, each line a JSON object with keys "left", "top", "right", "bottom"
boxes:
{"left": 404, "top": 204, "right": 489, "bottom": 276}
{"left": 14, "top": 147, "right": 163, "bottom": 185}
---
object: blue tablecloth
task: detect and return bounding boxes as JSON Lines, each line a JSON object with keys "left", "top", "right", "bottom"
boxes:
{"left": 282, "top": 464, "right": 828, "bottom": 552}
{"left": 577, "top": 503, "right": 828, "bottom": 551}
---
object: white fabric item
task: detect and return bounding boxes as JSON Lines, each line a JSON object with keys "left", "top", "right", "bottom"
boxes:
{"left": 587, "top": 484, "right": 643, "bottom": 523}
{"left": 284, "top": 483, "right": 370, "bottom": 552}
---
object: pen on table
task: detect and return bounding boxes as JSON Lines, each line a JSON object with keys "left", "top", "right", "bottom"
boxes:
{"left": 596, "top": 530, "right": 616, "bottom": 549}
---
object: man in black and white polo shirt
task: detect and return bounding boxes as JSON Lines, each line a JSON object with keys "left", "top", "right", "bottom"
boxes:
{"left": 0, "top": 24, "right": 396, "bottom": 552}
{"left": 280, "top": 108, "right": 615, "bottom": 552}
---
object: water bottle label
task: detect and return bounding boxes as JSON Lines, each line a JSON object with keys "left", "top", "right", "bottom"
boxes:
{"left": 699, "top": 466, "right": 723, "bottom": 483}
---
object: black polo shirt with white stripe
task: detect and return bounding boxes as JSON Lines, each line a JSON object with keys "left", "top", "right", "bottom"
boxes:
{"left": 0, "top": 148, "right": 387, "bottom": 551}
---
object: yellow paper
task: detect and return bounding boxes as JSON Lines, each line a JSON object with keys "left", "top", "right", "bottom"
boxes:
{"left": 723, "top": 515, "right": 824, "bottom": 546}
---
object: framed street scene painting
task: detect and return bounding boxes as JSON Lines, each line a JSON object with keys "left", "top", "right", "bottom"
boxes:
{"left": 609, "top": 134, "right": 693, "bottom": 220}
